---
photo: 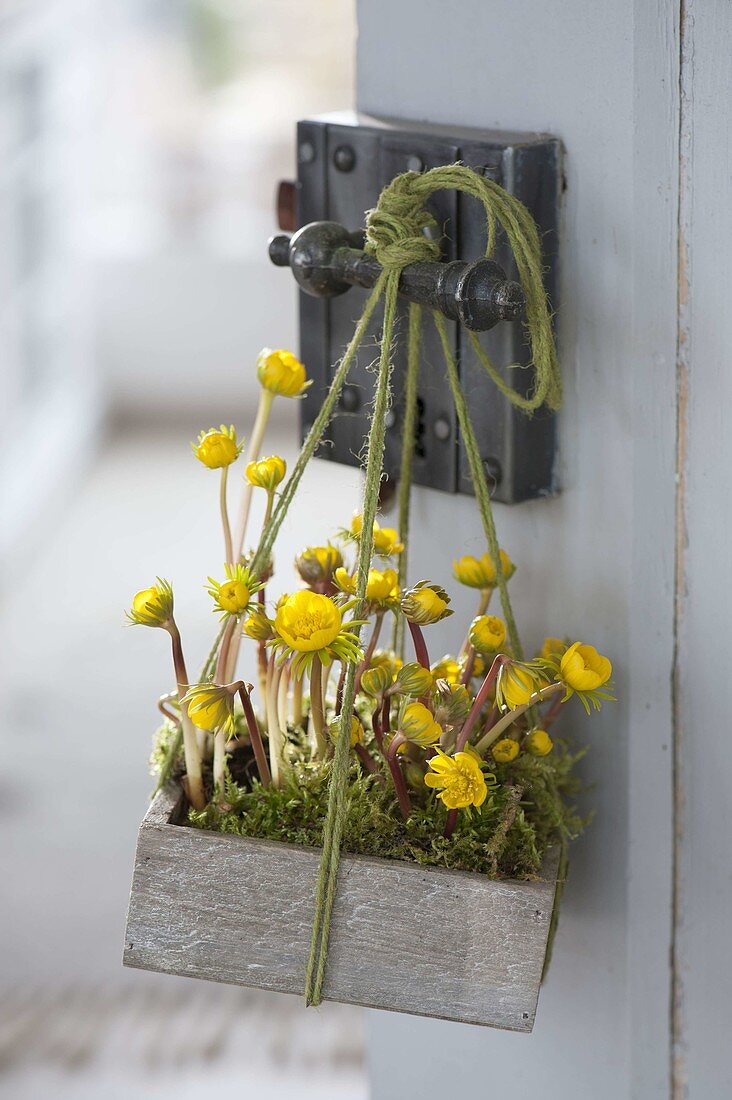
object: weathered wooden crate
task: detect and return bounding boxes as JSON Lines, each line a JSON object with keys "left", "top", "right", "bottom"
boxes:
{"left": 124, "top": 782, "right": 560, "bottom": 1032}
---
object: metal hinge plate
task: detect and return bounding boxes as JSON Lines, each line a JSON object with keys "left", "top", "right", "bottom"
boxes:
{"left": 294, "top": 112, "right": 561, "bottom": 503}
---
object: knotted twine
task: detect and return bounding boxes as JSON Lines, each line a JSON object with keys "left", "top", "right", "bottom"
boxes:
{"left": 248, "top": 165, "right": 561, "bottom": 1006}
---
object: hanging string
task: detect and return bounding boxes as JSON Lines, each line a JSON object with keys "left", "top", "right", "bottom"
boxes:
{"left": 392, "top": 303, "right": 421, "bottom": 657}
{"left": 304, "top": 273, "right": 400, "bottom": 1006}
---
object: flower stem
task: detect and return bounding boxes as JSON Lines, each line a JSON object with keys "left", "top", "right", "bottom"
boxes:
{"left": 292, "top": 670, "right": 304, "bottom": 728}
{"left": 265, "top": 660, "right": 286, "bottom": 786}
{"left": 233, "top": 389, "right": 274, "bottom": 560}
{"left": 355, "top": 743, "right": 381, "bottom": 776}
{"left": 309, "top": 656, "right": 328, "bottom": 758}
{"left": 473, "top": 681, "right": 563, "bottom": 756}
{"left": 408, "top": 620, "right": 430, "bottom": 669}
{"left": 354, "top": 612, "right": 384, "bottom": 694}
{"left": 220, "top": 466, "right": 233, "bottom": 565}
{"left": 454, "top": 654, "right": 509, "bottom": 753}
{"left": 167, "top": 621, "right": 205, "bottom": 810}
{"left": 238, "top": 684, "right": 271, "bottom": 787}
{"left": 385, "top": 733, "right": 411, "bottom": 819}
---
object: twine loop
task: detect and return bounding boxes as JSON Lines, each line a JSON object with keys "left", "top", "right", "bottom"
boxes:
{"left": 365, "top": 172, "right": 442, "bottom": 270}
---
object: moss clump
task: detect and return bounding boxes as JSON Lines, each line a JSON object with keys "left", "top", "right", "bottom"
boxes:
{"left": 185, "top": 740, "right": 586, "bottom": 880}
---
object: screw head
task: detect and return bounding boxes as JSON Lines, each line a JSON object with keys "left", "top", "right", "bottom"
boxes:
{"left": 299, "top": 141, "right": 316, "bottom": 165}
{"left": 333, "top": 144, "right": 356, "bottom": 172}
{"left": 433, "top": 416, "right": 451, "bottom": 442}
{"left": 406, "top": 154, "right": 424, "bottom": 173}
{"left": 482, "top": 456, "right": 503, "bottom": 486}
{"left": 340, "top": 385, "right": 360, "bottom": 412}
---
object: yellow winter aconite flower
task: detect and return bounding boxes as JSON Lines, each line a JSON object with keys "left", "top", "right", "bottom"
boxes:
{"left": 540, "top": 636, "right": 566, "bottom": 660}
{"left": 424, "top": 747, "right": 490, "bottom": 810}
{"left": 207, "top": 564, "right": 261, "bottom": 618}
{"left": 399, "top": 701, "right": 443, "bottom": 747}
{"left": 492, "top": 737, "right": 520, "bottom": 763}
{"left": 431, "top": 655, "right": 461, "bottom": 686}
{"left": 469, "top": 614, "right": 506, "bottom": 654}
{"left": 245, "top": 455, "right": 286, "bottom": 490}
{"left": 191, "top": 425, "right": 241, "bottom": 469}
{"left": 452, "top": 548, "right": 515, "bottom": 589}
{"left": 295, "top": 544, "right": 343, "bottom": 585}
{"left": 126, "top": 579, "right": 174, "bottom": 628}
{"left": 360, "top": 664, "right": 393, "bottom": 697}
{"left": 328, "top": 715, "right": 365, "bottom": 747}
{"left": 560, "top": 642, "right": 612, "bottom": 692}
{"left": 256, "top": 348, "right": 310, "bottom": 397}
{"left": 400, "top": 581, "right": 453, "bottom": 625}
{"left": 334, "top": 566, "right": 400, "bottom": 606}
{"left": 345, "top": 515, "right": 403, "bottom": 556}
{"left": 525, "top": 729, "right": 554, "bottom": 756}
{"left": 182, "top": 683, "right": 235, "bottom": 734}
{"left": 496, "top": 662, "right": 545, "bottom": 710}
{"left": 270, "top": 590, "right": 363, "bottom": 676}
{"left": 242, "top": 606, "right": 274, "bottom": 641}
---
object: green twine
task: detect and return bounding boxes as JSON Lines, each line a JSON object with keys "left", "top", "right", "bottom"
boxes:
{"left": 304, "top": 273, "right": 399, "bottom": 1006}
{"left": 234, "top": 163, "right": 559, "bottom": 1006}
{"left": 392, "top": 302, "right": 421, "bottom": 657}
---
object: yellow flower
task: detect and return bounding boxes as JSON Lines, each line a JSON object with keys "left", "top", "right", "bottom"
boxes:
{"left": 492, "top": 737, "right": 520, "bottom": 763}
{"left": 271, "top": 590, "right": 363, "bottom": 676}
{"left": 182, "top": 683, "right": 236, "bottom": 734}
{"left": 469, "top": 615, "right": 507, "bottom": 654}
{"left": 540, "top": 636, "right": 566, "bottom": 660}
{"left": 496, "top": 662, "right": 545, "bottom": 710}
{"left": 400, "top": 581, "right": 453, "bottom": 625}
{"left": 295, "top": 544, "right": 343, "bottom": 586}
{"left": 275, "top": 590, "right": 342, "bottom": 652}
{"left": 242, "top": 606, "right": 273, "bottom": 641}
{"left": 424, "top": 748, "right": 490, "bottom": 810}
{"left": 560, "top": 642, "right": 612, "bottom": 692}
{"left": 360, "top": 664, "right": 393, "bottom": 697}
{"left": 452, "top": 549, "right": 515, "bottom": 589}
{"left": 335, "top": 566, "right": 400, "bottom": 607}
{"left": 470, "top": 654, "right": 487, "bottom": 679}
{"left": 256, "top": 348, "right": 310, "bottom": 397}
{"left": 346, "top": 515, "right": 404, "bottom": 556}
{"left": 207, "top": 564, "right": 261, "bottom": 618}
{"left": 431, "top": 655, "right": 461, "bottom": 686}
{"left": 192, "top": 425, "right": 241, "bottom": 469}
{"left": 371, "top": 650, "right": 402, "bottom": 678}
{"left": 245, "top": 455, "right": 286, "bottom": 490}
{"left": 525, "top": 729, "right": 554, "bottom": 756}
{"left": 126, "top": 579, "right": 174, "bottom": 627}
{"left": 372, "top": 525, "right": 404, "bottom": 556}
{"left": 399, "top": 701, "right": 443, "bottom": 747}
{"left": 393, "top": 662, "right": 434, "bottom": 697}
{"left": 328, "top": 715, "right": 365, "bottom": 747}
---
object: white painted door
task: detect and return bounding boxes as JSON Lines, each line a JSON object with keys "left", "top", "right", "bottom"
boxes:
{"left": 357, "top": 2, "right": 730, "bottom": 1096}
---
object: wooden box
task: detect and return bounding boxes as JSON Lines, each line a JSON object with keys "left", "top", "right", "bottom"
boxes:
{"left": 123, "top": 783, "right": 560, "bottom": 1032}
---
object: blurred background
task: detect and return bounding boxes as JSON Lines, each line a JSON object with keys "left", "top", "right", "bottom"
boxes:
{"left": 0, "top": 1, "right": 369, "bottom": 1097}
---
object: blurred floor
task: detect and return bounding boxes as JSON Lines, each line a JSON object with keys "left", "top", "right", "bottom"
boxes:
{"left": 0, "top": 417, "right": 366, "bottom": 1098}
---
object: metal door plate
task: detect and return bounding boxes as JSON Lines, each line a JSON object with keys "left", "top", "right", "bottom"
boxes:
{"left": 295, "top": 112, "right": 561, "bottom": 503}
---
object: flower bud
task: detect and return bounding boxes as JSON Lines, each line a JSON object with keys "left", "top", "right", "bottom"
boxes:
{"left": 399, "top": 701, "right": 443, "bottom": 747}
{"left": 492, "top": 737, "right": 520, "bottom": 763}
{"left": 372, "top": 525, "right": 404, "bottom": 556}
{"left": 452, "top": 549, "right": 515, "bottom": 589}
{"left": 525, "top": 729, "right": 554, "bottom": 756}
{"left": 328, "top": 714, "right": 365, "bottom": 747}
{"left": 242, "top": 606, "right": 274, "bottom": 641}
{"left": 559, "top": 642, "right": 612, "bottom": 692}
{"left": 393, "top": 662, "right": 434, "bottom": 697}
{"left": 469, "top": 615, "right": 506, "bottom": 654}
{"left": 431, "top": 655, "right": 461, "bottom": 686}
{"left": 400, "top": 580, "right": 453, "bottom": 625}
{"left": 256, "top": 348, "right": 309, "bottom": 397}
{"left": 191, "top": 425, "right": 241, "bottom": 469}
{"left": 496, "top": 662, "right": 545, "bottom": 710}
{"left": 245, "top": 455, "right": 286, "bottom": 490}
{"left": 126, "top": 579, "right": 174, "bottom": 628}
{"left": 432, "top": 681, "right": 472, "bottom": 728}
{"left": 295, "top": 544, "right": 343, "bottom": 585}
{"left": 540, "top": 636, "right": 566, "bottom": 661}
{"left": 360, "top": 664, "right": 393, "bottom": 697}
{"left": 182, "top": 683, "right": 236, "bottom": 734}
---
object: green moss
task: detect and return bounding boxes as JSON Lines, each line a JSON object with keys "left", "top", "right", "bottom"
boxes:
{"left": 185, "top": 739, "right": 586, "bottom": 880}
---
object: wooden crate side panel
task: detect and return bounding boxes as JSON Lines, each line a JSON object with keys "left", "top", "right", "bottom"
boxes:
{"left": 124, "top": 794, "right": 559, "bottom": 1031}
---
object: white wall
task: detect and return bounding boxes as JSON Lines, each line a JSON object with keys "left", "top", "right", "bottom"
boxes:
{"left": 357, "top": 2, "right": 682, "bottom": 1096}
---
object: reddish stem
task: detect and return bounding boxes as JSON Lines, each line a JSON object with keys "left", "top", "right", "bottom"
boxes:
{"left": 371, "top": 703, "right": 385, "bottom": 752}
{"left": 386, "top": 733, "right": 411, "bottom": 819}
{"left": 355, "top": 743, "right": 381, "bottom": 776}
{"left": 454, "top": 654, "right": 509, "bottom": 753}
{"left": 460, "top": 648, "right": 476, "bottom": 686}
{"left": 335, "top": 661, "right": 347, "bottom": 714}
{"left": 238, "top": 684, "right": 271, "bottom": 788}
{"left": 408, "top": 620, "right": 431, "bottom": 669}
{"left": 354, "top": 612, "right": 384, "bottom": 694}
{"left": 543, "top": 691, "right": 565, "bottom": 729}
{"left": 444, "top": 808, "right": 458, "bottom": 839}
